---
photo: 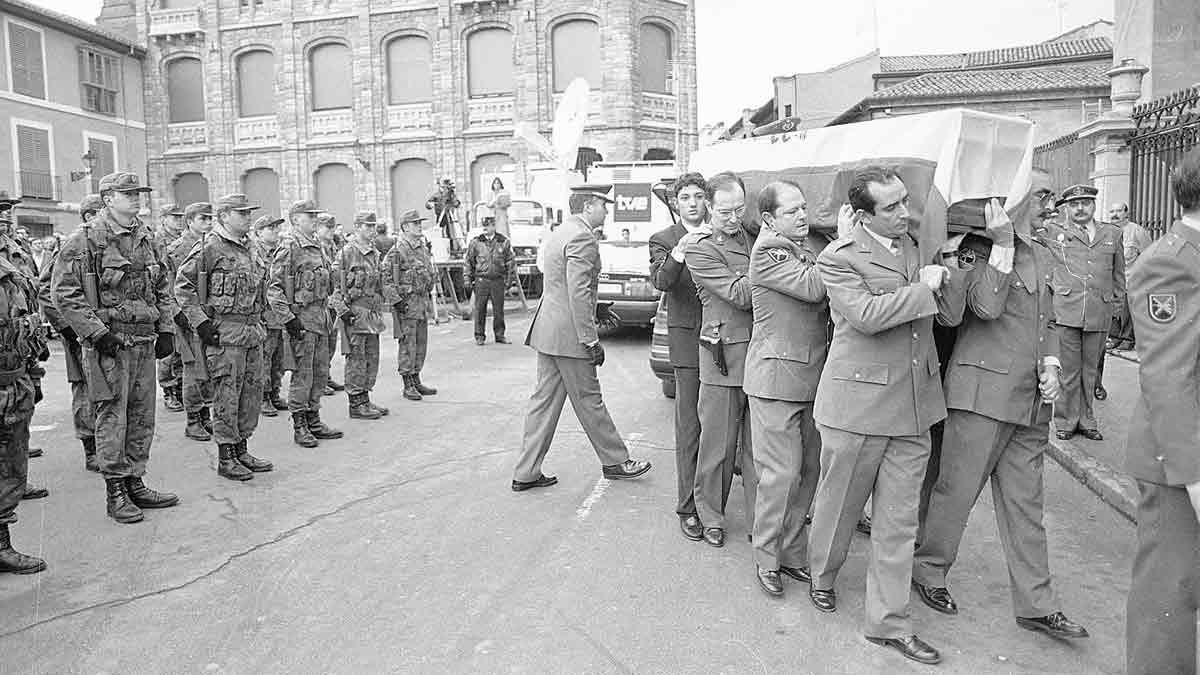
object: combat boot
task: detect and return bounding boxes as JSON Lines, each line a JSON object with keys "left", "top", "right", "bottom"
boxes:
{"left": 104, "top": 477, "right": 144, "bottom": 524}
{"left": 185, "top": 412, "right": 211, "bottom": 441}
{"left": 270, "top": 389, "right": 288, "bottom": 411}
{"left": 349, "top": 393, "right": 383, "bottom": 420}
{"left": 402, "top": 374, "right": 422, "bottom": 401}
{"left": 125, "top": 476, "right": 180, "bottom": 509}
{"left": 218, "top": 443, "right": 253, "bottom": 481}
{"left": 306, "top": 410, "right": 343, "bottom": 439}
{"left": 260, "top": 392, "right": 278, "bottom": 417}
{"left": 327, "top": 379, "right": 345, "bottom": 392}
{"left": 292, "top": 413, "right": 318, "bottom": 448}
{"left": 0, "top": 524, "right": 46, "bottom": 575}
{"left": 163, "top": 386, "right": 184, "bottom": 413}
{"left": 414, "top": 373, "right": 438, "bottom": 396}
{"left": 199, "top": 406, "right": 214, "bottom": 434}
{"left": 82, "top": 437, "right": 99, "bottom": 472}
{"left": 365, "top": 394, "right": 389, "bottom": 417}
{"left": 235, "top": 440, "right": 273, "bottom": 473}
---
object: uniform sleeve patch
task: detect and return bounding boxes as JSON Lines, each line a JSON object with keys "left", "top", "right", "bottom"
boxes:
{"left": 765, "top": 247, "right": 790, "bottom": 263}
{"left": 1149, "top": 293, "right": 1177, "bottom": 323}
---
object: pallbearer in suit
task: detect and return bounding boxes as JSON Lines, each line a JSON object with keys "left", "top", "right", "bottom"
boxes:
{"left": 511, "top": 185, "right": 651, "bottom": 491}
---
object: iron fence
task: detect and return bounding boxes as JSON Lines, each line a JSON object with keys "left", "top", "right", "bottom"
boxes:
{"left": 1033, "top": 131, "right": 1096, "bottom": 194}
{"left": 1129, "top": 85, "right": 1200, "bottom": 238}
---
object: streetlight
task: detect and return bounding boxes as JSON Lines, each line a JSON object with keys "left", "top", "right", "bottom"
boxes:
{"left": 69, "top": 151, "right": 97, "bottom": 183}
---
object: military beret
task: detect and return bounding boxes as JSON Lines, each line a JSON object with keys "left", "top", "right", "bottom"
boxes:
{"left": 1055, "top": 184, "right": 1098, "bottom": 207}
{"left": 98, "top": 172, "right": 152, "bottom": 193}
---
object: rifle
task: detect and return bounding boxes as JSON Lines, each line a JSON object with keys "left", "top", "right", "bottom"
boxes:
{"left": 78, "top": 219, "right": 115, "bottom": 400}
{"left": 80, "top": 221, "right": 100, "bottom": 309}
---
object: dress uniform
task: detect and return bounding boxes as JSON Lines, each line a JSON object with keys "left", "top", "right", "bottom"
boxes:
{"left": 51, "top": 172, "right": 179, "bottom": 524}
{"left": 166, "top": 203, "right": 216, "bottom": 441}
{"left": 382, "top": 209, "right": 439, "bottom": 401}
{"left": 465, "top": 224, "right": 515, "bottom": 344}
{"left": 334, "top": 212, "right": 389, "bottom": 420}
{"left": 1046, "top": 184, "right": 1125, "bottom": 440}
{"left": 175, "top": 194, "right": 273, "bottom": 481}
{"left": 744, "top": 228, "right": 829, "bottom": 588}
{"left": 154, "top": 203, "right": 186, "bottom": 413}
{"left": 1124, "top": 215, "right": 1200, "bottom": 675}
{"left": 252, "top": 215, "right": 287, "bottom": 417}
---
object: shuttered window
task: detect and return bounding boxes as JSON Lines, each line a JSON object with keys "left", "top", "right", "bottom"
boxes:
{"left": 86, "top": 137, "right": 116, "bottom": 194}
{"left": 467, "top": 28, "right": 513, "bottom": 97}
{"left": 79, "top": 48, "right": 120, "bottom": 115}
{"left": 174, "top": 172, "right": 210, "bottom": 207}
{"left": 552, "top": 20, "right": 600, "bottom": 92}
{"left": 8, "top": 23, "right": 45, "bottom": 99}
{"left": 242, "top": 168, "right": 281, "bottom": 218}
{"left": 16, "top": 125, "right": 52, "bottom": 199}
{"left": 310, "top": 43, "right": 352, "bottom": 110}
{"left": 237, "top": 50, "right": 276, "bottom": 117}
{"left": 639, "top": 24, "right": 671, "bottom": 94}
{"left": 166, "top": 57, "right": 204, "bottom": 123}
{"left": 387, "top": 36, "right": 432, "bottom": 104}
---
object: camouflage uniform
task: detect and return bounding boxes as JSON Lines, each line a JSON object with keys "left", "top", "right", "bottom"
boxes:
{"left": 255, "top": 238, "right": 285, "bottom": 401}
{"left": 166, "top": 227, "right": 215, "bottom": 423}
{"left": 333, "top": 237, "right": 387, "bottom": 417}
{"left": 153, "top": 220, "right": 184, "bottom": 405}
{"left": 383, "top": 232, "right": 436, "bottom": 376}
{"left": 38, "top": 247, "right": 95, "bottom": 445}
{"left": 0, "top": 232, "right": 44, "bottom": 480}
{"left": 267, "top": 229, "right": 334, "bottom": 414}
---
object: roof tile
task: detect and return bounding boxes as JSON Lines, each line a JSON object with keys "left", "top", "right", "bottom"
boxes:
{"left": 868, "top": 64, "right": 1110, "bottom": 101}
{"left": 880, "top": 37, "right": 1111, "bottom": 73}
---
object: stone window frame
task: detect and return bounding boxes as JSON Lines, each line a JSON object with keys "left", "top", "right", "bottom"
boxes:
{"left": 463, "top": 22, "right": 516, "bottom": 99}
{"left": 546, "top": 13, "right": 602, "bottom": 94}
{"left": 380, "top": 29, "right": 434, "bottom": 106}
{"left": 231, "top": 44, "right": 277, "bottom": 118}
{"left": 637, "top": 17, "right": 677, "bottom": 95}
{"left": 305, "top": 38, "right": 354, "bottom": 112}
{"left": 161, "top": 52, "right": 206, "bottom": 124}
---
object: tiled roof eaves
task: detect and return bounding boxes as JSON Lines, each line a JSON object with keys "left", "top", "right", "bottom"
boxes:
{"left": 879, "top": 37, "right": 1111, "bottom": 74}
{"left": 868, "top": 65, "right": 1111, "bottom": 102}
{"left": 0, "top": 0, "right": 144, "bottom": 56}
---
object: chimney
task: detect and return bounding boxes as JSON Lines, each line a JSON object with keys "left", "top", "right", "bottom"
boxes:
{"left": 97, "top": 0, "right": 140, "bottom": 44}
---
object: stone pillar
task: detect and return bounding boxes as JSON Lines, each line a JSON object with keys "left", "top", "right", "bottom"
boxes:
{"left": 1078, "top": 59, "right": 1149, "bottom": 212}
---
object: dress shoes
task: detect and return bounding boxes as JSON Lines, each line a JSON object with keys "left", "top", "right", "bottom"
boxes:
{"left": 602, "top": 459, "right": 651, "bottom": 480}
{"left": 913, "top": 581, "right": 958, "bottom": 615}
{"left": 475, "top": 337, "right": 486, "bottom": 346}
{"left": 865, "top": 635, "right": 941, "bottom": 665}
{"left": 1054, "top": 429, "right": 1074, "bottom": 441}
{"left": 779, "top": 565, "right": 811, "bottom": 584}
{"left": 495, "top": 336, "right": 510, "bottom": 344}
{"left": 756, "top": 567, "right": 784, "bottom": 597}
{"left": 809, "top": 586, "right": 836, "bottom": 612}
{"left": 679, "top": 515, "right": 703, "bottom": 541}
{"left": 511, "top": 474, "right": 557, "bottom": 492}
{"left": 1078, "top": 428, "right": 1104, "bottom": 441}
{"left": 27, "top": 447, "right": 42, "bottom": 458}
{"left": 1016, "top": 612, "right": 1090, "bottom": 639}
{"left": 702, "top": 527, "right": 725, "bottom": 547}
{"left": 856, "top": 515, "right": 872, "bottom": 535}
{"left": 21, "top": 484, "right": 48, "bottom": 500}
{"left": 1094, "top": 385, "right": 1107, "bottom": 400}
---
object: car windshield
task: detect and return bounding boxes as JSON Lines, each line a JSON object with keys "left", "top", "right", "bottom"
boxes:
{"left": 475, "top": 200, "right": 543, "bottom": 225}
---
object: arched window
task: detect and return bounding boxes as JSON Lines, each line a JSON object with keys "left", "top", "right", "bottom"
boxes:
{"left": 470, "top": 153, "right": 514, "bottom": 205}
{"left": 236, "top": 50, "right": 275, "bottom": 117}
{"left": 391, "top": 158, "right": 435, "bottom": 226}
{"left": 552, "top": 19, "right": 600, "bottom": 92}
{"left": 639, "top": 24, "right": 672, "bottom": 94}
{"left": 309, "top": 43, "right": 352, "bottom": 111}
{"left": 242, "top": 168, "right": 280, "bottom": 218}
{"left": 174, "top": 172, "right": 209, "bottom": 206}
{"left": 387, "top": 36, "right": 432, "bottom": 104}
{"left": 166, "top": 57, "right": 204, "bottom": 123}
{"left": 466, "top": 28, "right": 513, "bottom": 97}
{"left": 314, "top": 163, "right": 354, "bottom": 227}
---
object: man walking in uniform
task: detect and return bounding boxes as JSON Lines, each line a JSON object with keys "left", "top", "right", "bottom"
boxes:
{"left": 334, "top": 212, "right": 389, "bottom": 420}
{"left": 465, "top": 216, "right": 515, "bottom": 345}
{"left": 166, "top": 202, "right": 216, "bottom": 441}
{"left": 154, "top": 203, "right": 186, "bottom": 413}
{"left": 251, "top": 215, "right": 287, "bottom": 417}
{"left": 649, "top": 172, "right": 708, "bottom": 541}
{"left": 510, "top": 185, "right": 651, "bottom": 491}
{"left": 383, "top": 209, "right": 439, "bottom": 402}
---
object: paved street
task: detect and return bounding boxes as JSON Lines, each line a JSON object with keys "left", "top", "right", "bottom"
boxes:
{"left": 4, "top": 312, "right": 1136, "bottom": 673}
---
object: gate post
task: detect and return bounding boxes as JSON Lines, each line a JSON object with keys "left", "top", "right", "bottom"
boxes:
{"left": 1077, "top": 59, "right": 1149, "bottom": 211}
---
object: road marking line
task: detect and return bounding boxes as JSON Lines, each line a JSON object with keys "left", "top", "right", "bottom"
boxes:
{"left": 575, "top": 478, "right": 610, "bottom": 521}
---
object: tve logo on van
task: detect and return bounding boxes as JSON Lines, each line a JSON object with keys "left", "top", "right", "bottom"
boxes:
{"left": 613, "top": 183, "right": 652, "bottom": 222}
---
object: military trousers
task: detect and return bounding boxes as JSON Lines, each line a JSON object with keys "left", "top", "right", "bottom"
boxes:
{"left": 1127, "top": 479, "right": 1200, "bottom": 675}
{"left": 344, "top": 333, "right": 380, "bottom": 395}
{"left": 91, "top": 342, "right": 157, "bottom": 479}
{"left": 0, "top": 379, "right": 35, "bottom": 524}
{"left": 288, "top": 331, "right": 331, "bottom": 413}
{"left": 673, "top": 366, "right": 701, "bottom": 517}
{"left": 472, "top": 277, "right": 507, "bottom": 340}
{"left": 513, "top": 352, "right": 629, "bottom": 483}
{"left": 749, "top": 396, "right": 820, "bottom": 571}
{"left": 261, "top": 328, "right": 284, "bottom": 392}
{"left": 913, "top": 409, "right": 1058, "bottom": 618}
{"left": 396, "top": 318, "right": 429, "bottom": 375}
{"left": 64, "top": 338, "right": 95, "bottom": 440}
{"left": 809, "top": 426, "right": 931, "bottom": 639}
{"left": 182, "top": 360, "right": 213, "bottom": 414}
{"left": 1053, "top": 327, "right": 1103, "bottom": 432}
{"left": 157, "top": 351, "right": 181, "bottom": 389}
{"left": 694, "top": 383, "right": 757, "bottom": 533}
{"left": 206, "top": 344, "right": 263, "bottom": 445}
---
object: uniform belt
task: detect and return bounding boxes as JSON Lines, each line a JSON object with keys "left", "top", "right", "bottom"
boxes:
{"left": 213, "top": 313, "right": 260, "bottom": 324}
{"left": 108, "top": 321, "right": 157, "bottom": 337}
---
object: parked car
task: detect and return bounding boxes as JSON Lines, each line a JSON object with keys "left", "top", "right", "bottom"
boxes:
{"left": 649, "top": 295, "right": 675, "bottom": 398}
{"left": 597, "top": 241, "right": 661, "bottom": 329}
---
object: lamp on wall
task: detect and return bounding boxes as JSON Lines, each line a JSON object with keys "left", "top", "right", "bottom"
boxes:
{"left": 353, "top": 139, "right": 372, "bottom": 171}
{"left": 69, "top": 151, "right": 97, "bottom": 183}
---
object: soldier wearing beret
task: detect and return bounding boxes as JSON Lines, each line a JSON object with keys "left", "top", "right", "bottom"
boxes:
{"left": 382, "top": 209, "right": 439, "bottom": 402}
{"left": 332, "top": 212, "right": 389, "bottom": 420}
{"left": 251, "top": 215, "right": 288, "bottom": 417}
{"left": 166, "top": 202, "right": 216, "bottom": 441}
{"left": 154, "top": 203, "right": 186, "bottom": 413}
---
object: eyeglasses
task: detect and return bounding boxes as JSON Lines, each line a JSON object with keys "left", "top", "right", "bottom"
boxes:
{"left": 714, "top": 206, "right": 746, "bottom": 220}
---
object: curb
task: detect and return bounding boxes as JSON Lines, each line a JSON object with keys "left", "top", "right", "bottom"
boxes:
{"left": 1046, "top": 435, "right": 1138, "bottom": 523}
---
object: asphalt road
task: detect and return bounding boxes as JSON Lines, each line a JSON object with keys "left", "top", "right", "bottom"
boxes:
{"left": 4, "top": 313, "right": 1135, "bottom": 674}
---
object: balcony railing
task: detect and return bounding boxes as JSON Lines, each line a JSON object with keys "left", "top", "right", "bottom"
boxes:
{"left": 553, "top": 91, "right": 604, "bottom": 125}
{"left": 386, "top": 102, "right": 433, "bottom": 135}
{"left": 166, "top": 121, "right": 207, "bottom": 152}
{"left": 18, "top": 170, "right": 60, "bottom": 201}
{"left": 467, "top": 96, "right": 514, "bottom": 130}
{"left": 148, "top": 7, "right": 202, "bottom": 37}
{"left": 309, "top": 108, "right": 355, "bottom": 141}
{"left": 642, "top": 92, "right": 678, "bottom": 128}
{"left": 235, "top": 115, "right": 279, "bottom": 148}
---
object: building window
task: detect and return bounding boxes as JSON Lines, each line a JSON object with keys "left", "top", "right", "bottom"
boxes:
{"left": 166, "top": 57, "right": 204, "bottom": 123}
{"left": 15, "top": 123, "right": 52, "bottom": 199}
{"left": 174, "top": 172, "right": 210, "bottom": 206}
{"left": 237, "top": 50, "right": 276, "bottom": 117}
{"left": 310, "top": 43, "right": 352, "bottom": 111}
{"left": 8, "top": 22, "right": 45, "bottom": 99}
{"left": 391, "top": 158, "right": 434, "bottom": 226}
{"left": 466, "top": 28, "right": 513, "bottom": 97}
{"left": 314, "top": 163, "right": 354, "bottom": 226}
{"left": 552, "top": 19, "right": 600, "bottom": 92}
{"left": 79, "top": 48, "right": 120, "bottom": 115}
{"left": 242, "top": 168, "right": 281, "bottom": 218}
{"left": 85, "top": 136, "right": 116, "bottom": 194}
{"left": 638, "top": 24, "right": 672, "bottom": 94}
{"left": 387, "top": 36, "right": 432, "bottom": 104}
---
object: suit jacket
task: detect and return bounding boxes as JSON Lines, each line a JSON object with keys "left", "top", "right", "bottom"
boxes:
{"left": 685, "top": 227, "right": 754, "bottom": 386}
{"left": 1126, "top": 220, "right": 1200, "bottom": 487}
{"left": 1045, "top": 220, "right": 1126, "bottom": 331}
{"left": 649, "top": 222, "right": 701, "bottom": 369}
{"left": 743, "top": 229, "right": 830, "bottom": 402}
{"left": 943, "top": 235, "right": 1060, "bottom": 427}
{"left": 813, "top": 224, "right": 964, "bottom": 437}
{"left": 525, "top": 215, "right": 599, "bottom": 359}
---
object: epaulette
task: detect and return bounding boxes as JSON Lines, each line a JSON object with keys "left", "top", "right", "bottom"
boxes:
{"left": 1151, "top": 231, "right": 1187, "bottom": 257}
{"left": 694, "top": 229, "right": 713, "bottom": 241}
{"left": 827, "top": 237, "right": 854, "bottom": 251}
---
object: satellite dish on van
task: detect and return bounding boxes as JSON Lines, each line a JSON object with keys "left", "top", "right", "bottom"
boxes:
{"left": 552, "top": 78, "right": 589, "bottom": 169}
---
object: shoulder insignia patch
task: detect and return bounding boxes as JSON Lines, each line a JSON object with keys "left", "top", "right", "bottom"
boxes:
{"left": 1148, "top": 293, "right": 1177, "bottom": 323}
{"left": 765, "top": 247, "right": 790, "bottom": 263}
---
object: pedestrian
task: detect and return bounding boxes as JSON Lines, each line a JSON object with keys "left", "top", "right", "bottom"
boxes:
{"left": 743, "top": 180, "right": 829, "bottom": 597}
{"left": 317, "top": 214, "right": 345, "bottom": 395}
{"left": 684, "top": 172, "right": 758, "bottom": 548}
{"left": 334, "top": 212, "right": 389, "bottom": 420}
{"left": 488, "top": 178, "right": 512, "bottom": 236}
{"left": 175, "top": 194, "right": 274, "bottom": 481}
{"left": 465, "top": 214, "right": 515, "bottom": 345}
{"left": 267, "top": 200, "right": 343, "bottom": 448}
{"left": 154, "top": 203, "right": 186, "bottom": 413}
{"left": 1124, "top": 147, "right": 1200, "bottom": 675}
{"left": 382, "top": 209, "right": 439, "bottom": 401}
{"left": 251, "top": 214, "right": 288, "bottom": 417}
{"left": 1046, "top": 184, "right": 1125, "bottom": 441}
{"left": 912, "top": 200, "right": 1089, "bottom": 640}
{"left": 648, "top": 172, "right": 709, "bottom": 541}
{"left": 807, "top": 166, "right": 962, "bottom": 666}
{"left": 510, "top": 184, "right": 651, "bottom": 492}
{"left": 51, "top": 172, "right": 180, "bottom": 524}
{"left": 166, "top": 202, "right": 217, "bottom": 441}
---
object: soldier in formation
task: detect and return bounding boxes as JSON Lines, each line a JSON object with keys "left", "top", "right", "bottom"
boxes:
{"left": 252, "top": 214, "right": 288, "bottom": 417}
{"left": 316, "top": 213, "right": 345, "bottom": 396}
{"left": 333, "top": 212, "right": 389, "bottom": 420}
{"left": 383, "top": 209, "right": 439, "bottom": 402}
{"left": 154, "top": 203, "right": 186, "bottom": 412}
{"left": 166, "top": 202, "right": 216, "bottom": 441}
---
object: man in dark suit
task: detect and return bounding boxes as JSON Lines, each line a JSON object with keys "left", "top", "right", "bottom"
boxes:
{"left": 649, "top": 172, "right": 709, "bottom": 541}
{"left": 511, "top": 185, "right": 651, "bottom": 491}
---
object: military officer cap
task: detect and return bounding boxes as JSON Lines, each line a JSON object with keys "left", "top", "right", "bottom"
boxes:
{"left": 80, "top": 194, "right": 106, "bottom": 217}
{"left": 185, "top": 202, "right": 213, "bottom": 219}
{"left": 98, "top": 172, "right": 152, "bottom": 194}
{"left": 354, "top": 211, "right": 378, "bottom": 226}
{"left": 253, "top": 214, "right": 284, "bottom": 230}
{"left": 0, "top": 191, "right": 22, "bottom": 211}
{"left": 397, "top": 208, "right": 427, "bottom": 225}
{"left": 1055, "top": 184, "right": 1098, "bottom": 207}
{"left": 0, "top": 211, "right": 11, "bottom": 225}
{"left": 288, "top": 199, "right": 322, "bottom": 215}
{"left": 316, "top": 212, "right": 336, "bottom": 228}
{"left": 159, "top": 203, "right": 184, "bottom": 217}
{"left": 216, "top": 193, "right": 260, "bottom": 212}
{"left": 570, "top": 183, "right": 615, "bottom": 204}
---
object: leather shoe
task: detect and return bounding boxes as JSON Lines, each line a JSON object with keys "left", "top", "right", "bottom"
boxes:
{"left": 756, "top": 566, "right": 784, "bottom": 597}
{"left": 679, "top": 515, "right": 703, "bottom": 541}
{"left": 856, "top": 515, "right": 872, "bottom": 535}
{"left": 1017, "top": 611, "right": 1090, "bottom": 639}
{"left": 1094, "top": 385, "right": 1107, "bottom": 400}
{"left": 21, "top": 484, "right": 48, "bottom": 500}
{"left": 1054, "top": 429, "right": 1074, "bottom": 440}
{"left": 865, "top": 634, "right": 941, "bottom": 665}
{"left": 495, "top": 336, "right": 510, "bottom": 344}
{"left": 1079, "top": 428, "right": 1103, "bottom": 441}
{"left": 703, "top": 527, "right": 724, "bottom": 547}
{"left": 779, "top": 565, "right": 811, "bottom": 584}
{"left": 27, "top": 447, "right": 42, "bottom": 458}
{"left": 475, "top": 337, "right": 485, "bottom": 346}
{"left": 913, "top": 581, "right": 958, "bottom": 615}
{"left": 602, "top": 459, "right": 651, "bottom": 480}
{"left": 809, "top": 586, "right": 836, "bottom": 613}
{"left": 511, "top": 474, "right": 558, "bottom": 492}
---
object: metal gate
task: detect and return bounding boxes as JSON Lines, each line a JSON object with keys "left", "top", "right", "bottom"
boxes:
{"left": 1129, "top": 85, "right": 1200, "bottom": 238}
